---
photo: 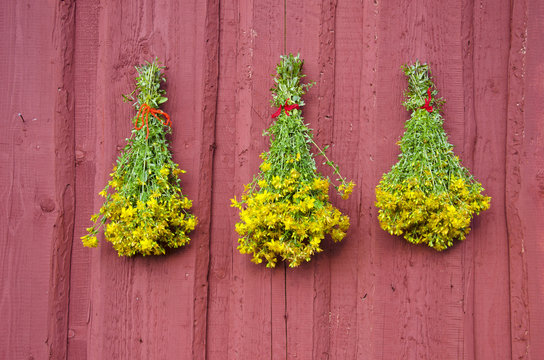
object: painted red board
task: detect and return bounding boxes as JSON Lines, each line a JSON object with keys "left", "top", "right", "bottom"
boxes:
{"left": 0, "top": 0, "right": 75, "bottom": 359}
{"left": 519, "top": 1, "right": 544, "bottom": 351}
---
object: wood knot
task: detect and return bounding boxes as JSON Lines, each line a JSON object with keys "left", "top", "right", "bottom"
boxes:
{"left": 75, "top": 150, "right": 86, "bottom": 165}
{"left": 39, "top": 198, "right": 56, "bottom": 213}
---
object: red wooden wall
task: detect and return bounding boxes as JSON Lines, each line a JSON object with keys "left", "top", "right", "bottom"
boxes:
{"left": 1, "top": 0, "right": 543, "bottom": 359}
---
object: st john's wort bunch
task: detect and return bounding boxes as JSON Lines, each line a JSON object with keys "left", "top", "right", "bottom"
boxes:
{"left": 375, "top": 61, "right": 490, "bottom": 251}
{"left": 81, "top": 59, "right": 197, "bottom": 256}
{"left": 231, "top": 54, "right": 355, "bottom": 268}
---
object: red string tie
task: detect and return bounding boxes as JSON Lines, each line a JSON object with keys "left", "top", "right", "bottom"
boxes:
{"left": 271, "top": 99, "right": 300, "bottom": 118}
{"left": 134, "top": 103, "right": 171, "bottom": 139}
{"left": 420, "top": 87, "right": 433, "bottom": 113}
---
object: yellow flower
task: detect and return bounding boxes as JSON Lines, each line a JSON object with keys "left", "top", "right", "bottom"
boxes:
{"left": 160, "top": 167, "right": 170, "bottom": 177}
{"left": 230, "top": 197, "right": 242, "bottom": 209}
{"left": 81, "top": 235, "right": 98, "bottom": 248}
{"left": 140, "top": 238, "right": 154, "bottom": 251}
{"left": 260, "top": 162, "right": 272, "bottom": 172}
{"left": 188, "top": 217, "right": 198, "bottom": 229}
{"left": 340, "top": 181, "right": 355, "bottom": 200}
{"left": 121, "top": 206, "right": 136, "bottom": 219}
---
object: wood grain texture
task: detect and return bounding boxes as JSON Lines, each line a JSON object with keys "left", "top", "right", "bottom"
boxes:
{"left": 470, "top": 0, "right": 512, "bottom": 358}
{"left": 68, "top": 0, "right": 100, "bottom": 358}
{"left": 0, "top": 0, "right": 74, "bottom": 359}
{"left": 48, "top": 0, "right": 77, "bottom": 358}
{"left": 191, "top": 0, "right": 219, "bottom": 357}
{"left": 460, "top": 0, "right": 477, "bottom": 357}
{"left": 517, "top": 0, "right": 544, "bottom": 356}
{"left": 505, "top": 0, "right": 532, "bottom": 358}
{"left": 205, "top": 0, "right": 238, "bottom": 357}
{"left": 3, "top": 0, "right": 544, "bottom": 359}
{"left": 520, "top": 1, "right": 544, "bottom": 356}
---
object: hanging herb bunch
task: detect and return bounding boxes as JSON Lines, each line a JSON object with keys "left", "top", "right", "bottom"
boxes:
{"left": 375, "top": 61, "right": 490, "bottom": 251}
{"left": 81, "top": 59, "right": 197, "bottom": 256}
{"left": 231, "top": 54, "right": 355, "bottom": 268}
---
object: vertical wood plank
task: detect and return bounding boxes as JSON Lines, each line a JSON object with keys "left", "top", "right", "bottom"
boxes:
{"left": 0, "top": 0, "right": 74, "bottom": 359}
{"left": 48, "top": 0, "right": 77, "bottom": 358}
{"left": 311, "top": 1, "right": 338, "bottom": 357}
{"left": 226, "top": 1, "right": 261, "bottom": 357}
{"left": 505, "top": 0, "right": 533, "bottom": 358}
{"left": 68, "top": 0, "right": 100, "bottom": 358}
{"left": 206, "top": 0, "right": 239, "bottom": 357}
{"left": 460, "top": 0, "right": 477, "bottom": 357}
{"left": 355, "top": 0, "right": 381, "bottom": 357}
{"left": 470, "top": 0, "right": 512, "bottom": 358}
{"left": 192, "top": 0, "right": 220, "bottom": 357}
{"left": 519, "top": 1, "right": 544, "bottom": 356}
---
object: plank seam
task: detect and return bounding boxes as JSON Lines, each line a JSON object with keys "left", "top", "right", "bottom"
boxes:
{"left": 505, "top": 0, "right": 531, "bottom": 358}
{"left": 48, "top": 0, "right": 77, "bottom": 359}
{"left": 461, "top": 0, "right": 476, "bottom": 357}
{"left": 193, "top": 0, "right": 220, "bottom": 358}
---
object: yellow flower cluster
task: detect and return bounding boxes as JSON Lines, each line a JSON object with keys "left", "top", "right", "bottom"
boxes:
{"left": 232, "top": 168, "right": 349, "bottom": 267}
{"left": 375, "top": 176, "right": 490, "bottom": 250}
{"left": 81, "top": 165, "right": 197, "bottom": 256}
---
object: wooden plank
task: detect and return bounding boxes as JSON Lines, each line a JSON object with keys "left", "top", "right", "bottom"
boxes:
{"left": 191, "top": 0, "right": 219, "bottom": 357}
{"left": 460, "top": 0, "right": 477, "bottom": 357}
{"left": 326, "top": 0, "right": 364, "bottom": 357}
{"left": 48, "top": 0, "right": 77, "bottom": 358}
{"left": 520, "top": 1, "right": 544, "bottom": 356}
{"left": 505, "top": 0, "right": 532, "bottom": 358}
{"left": 0, "top": 0, "right": 74, "bottom": 359}
{"left": 205, "top": 0, "right": 239, "bottom": 357}
{"left": 355, "top": 0, "right": 380, "bottom": 358}
{"left": 68, "top": 0, "right": 100, "bottom": 358}
{"left": 470, "top": 0, "right": 512, "bottom": 358}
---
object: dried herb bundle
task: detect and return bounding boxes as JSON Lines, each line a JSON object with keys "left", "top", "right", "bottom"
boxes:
{"left": 232, "top": 54, "right": 354, "bottom": 267}
{"left": 375, "top": 61, "right": 490, "bottom": 250}
{"left": 82, "top": 59, "right": 197, "bottom": 256}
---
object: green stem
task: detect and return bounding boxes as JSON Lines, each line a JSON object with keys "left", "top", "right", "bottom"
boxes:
{"left": 309, "top": 138, "right": 349, "bottom": 187}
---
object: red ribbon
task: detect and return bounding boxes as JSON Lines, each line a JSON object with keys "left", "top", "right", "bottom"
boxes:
{"left": 420, "top": 87, "right": 433, "bottom": 113}
{"left": 271, "top": 99, "right": 300, "bottom": 118}
{"left": 135, "top": 103, "right": 171, "bottom": 139}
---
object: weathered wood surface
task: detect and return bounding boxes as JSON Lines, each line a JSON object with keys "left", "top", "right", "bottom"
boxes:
{"left": 1, "top": 0, "right": 76, "bottom": 359}
{"left": 1, "top": 0, "right": 543, "bottom": 359}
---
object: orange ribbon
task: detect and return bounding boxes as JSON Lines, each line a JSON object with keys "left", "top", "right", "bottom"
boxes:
{"left": 134, "top": 103, "right": 171, "bottom": 139}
